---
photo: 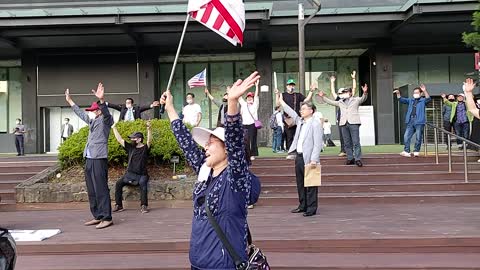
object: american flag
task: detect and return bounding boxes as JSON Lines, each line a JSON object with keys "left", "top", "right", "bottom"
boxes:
{"left": 188, "top": 0, "right": 245, "bottom": 46}
{"left": 187, "top": 69, "right": 207, "bottom": 88}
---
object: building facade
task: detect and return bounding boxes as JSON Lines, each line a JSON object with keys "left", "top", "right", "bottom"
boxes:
{"left": 0, "top": 0, "right": 477, "bottom": 153}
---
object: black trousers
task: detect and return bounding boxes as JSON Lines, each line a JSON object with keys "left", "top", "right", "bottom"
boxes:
{"left": 85, "top": 158, "right": 112, "bottom": 221}
{"left": 15, "top": 135, "right": 24, "bottom": 155}
{"left": 115, "top": 172, "right": 149, "bottom": 207}
{"left": 443, "top": 120, "right": 453, "bottom": 145}
{"left": 244, "top": 124, "right": 258, "bottom": 157}
{"left": 338, "top": 124, "right": 345, "bottom": 153}
{"left": 295, "top": 154, "right": 318, "bottom": 215}
{"left": 285, "top": 125, "right": 297, "bottom": 151}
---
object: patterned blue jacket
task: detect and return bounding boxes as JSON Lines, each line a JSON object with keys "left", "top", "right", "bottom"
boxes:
{"left": 172, "top": 113, "right": 261, "bottom": 270}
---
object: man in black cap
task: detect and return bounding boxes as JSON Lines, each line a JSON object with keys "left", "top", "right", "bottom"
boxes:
{"left": 111, "top": 120, "right": 152, "bottom": 213}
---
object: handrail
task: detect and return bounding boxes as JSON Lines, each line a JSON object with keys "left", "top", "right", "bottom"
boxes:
{"left": 424, "top": 122, "right": 480, "bottom": 183}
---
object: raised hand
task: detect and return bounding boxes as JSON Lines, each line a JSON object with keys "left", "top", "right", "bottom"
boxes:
{"left": 361, "top": 83, "right": 368, "bottom": 93}
{"left": 464, "top": 78, "right": 475, "bottom": 93}
{"left": 310, "top": 83, "right": 317, "bottom": 91}
{"left": 161, "top": 90, "right": 174, "bottom": 111}
{"left": 330, "top": 75, "right": 336, "bottom": 83}
{"left": 351, "top": 70, "right": 356, "bottom": 79}
{"left": 441, "top": 93, "right": 446, "bottom": 99}
{"left": 227, "top": 71, "right": 260, "bottom": 101}
{"left": 151, "top": 101, "right": 160, "bottom": 107}
{"left": 92, "top": 82, "right": 104, "bottom": 100}
{"left": 393, "top": 89, "right": 400, "bottom": 95}
{"left": 255, "top": 80, "right": 259, "bottom": 87}
{"left": 420, "top": 84, "right": 426, "bottom": 92}
{"left": 65, "top": 88, "right": 72, "bottom": 103}
{"left": 204, "top": 88, "right": 209, "bottom": 94}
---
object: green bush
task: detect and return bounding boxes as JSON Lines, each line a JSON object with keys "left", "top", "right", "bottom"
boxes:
{"left": 58, "top": 119, "right": 188, "bottom": 168}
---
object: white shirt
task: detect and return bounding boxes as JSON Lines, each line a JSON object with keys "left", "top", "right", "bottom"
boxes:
{"left": 124, "top": 108, "right": 135, "bottom": 121}
{"left": 62, "top": 124, "right": 70, "bottom": 138}
{"left": 275, "top": 111, "right": 284, "bottom": 129}
{"left": 239, "top": 98, "right": 259, "bottom": 125}
{"left": 323, "top": 122, "right": 332, "bottom": 135}
{"left": 296, "top": 117, "right": 313, "bottom": 153}
{"left": 183, "top": 103, "right": 202, "bottom": 126}
{"left": 313, "top": 111, "right": 323, "bottom": 122}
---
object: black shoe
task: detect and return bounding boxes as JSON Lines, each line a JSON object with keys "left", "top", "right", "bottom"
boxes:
{"left": 291, "top": 208, "right": 305, "bottom": 213}
{"left": 303, "top": 212, "right": 316, "bottom": 217}
{"left": 355, "top": 160, "right": 363, "bottom": 167}
{"left": 345, "top": 159, "right": 355, "bottom": 165}
{"left": 458, "top": 146, "right": 464, "bottom": 150}
{"left": 112, "top": 205, "right": 124, "bottom": 212}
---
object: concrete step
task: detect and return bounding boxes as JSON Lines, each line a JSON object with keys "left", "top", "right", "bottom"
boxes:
{"left": 258, "top": 171, "right": 480, "bottom": 182}
{"left": 0, "top": 199, "right": 16, "bottom": 211}
{"left": 261, "top": 181, "right": 480, "bottom": 194}
{"left": 0, "top": 179, "right": 21, "bottom": 189}
{"left": 0, "top": 189, "right": 15, "bottom": 201}
{"left": 0, "top": 165, "right": 51, "bottom": 173}
{"left": 0, "top": 172, "right": 36, "bottom": 181}
{"left": 258, "top": 191, "right": 480, "bottom": 204}
{"left": 15, "top": 252, "right": 480, "bottom": 270}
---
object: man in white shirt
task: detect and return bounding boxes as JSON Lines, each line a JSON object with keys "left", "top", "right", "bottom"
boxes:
{"left": 323, "top": 118, "right": 332, "bottom": 146}
{"left": 61, "top": 118, "right": 74, "bottom": 142}
{"left": 182, "top": 93, "right": 202, "bottom": 127}
{"left": 239, "top": 81, "right": 260, "bottom": 160}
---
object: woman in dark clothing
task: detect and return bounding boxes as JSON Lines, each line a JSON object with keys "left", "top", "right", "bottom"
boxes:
{"left": 160, "top": 72, "right": 261, "bottom": 270}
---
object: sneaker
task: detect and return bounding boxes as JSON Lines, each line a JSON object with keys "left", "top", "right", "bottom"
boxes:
{"left": 338, "top": 152, "right": 347, "bottom": 157}
{"left": 400, "top": 151, "right": 411, "bottom": 158}
{"left": 250, "top": 156, "right": 255, "bottom": 161}
{"left": 112, "top": 205, "right": 124, "bottom": 212}
{"left": 140, "top": 205, "right": 149, "bottom": 214}
{"left": 247, "top": 205, "right": 254, "bottom": 209}
{"left": 413, "top": 152, "right": 420, "bottom": 157}
{"left": 286, "top": 154, "right": 296, "bottom": 160}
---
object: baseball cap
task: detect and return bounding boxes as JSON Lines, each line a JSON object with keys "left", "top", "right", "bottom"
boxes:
{"left": 246, "top": 92, "right": 255, "bottom": 98}
{"left": 192, "top": 127, "right": 225, "bottom": 148}
{"left": 286, "top": 79, "right": 296, "bottom": 85}
{"left": 128, "top": 132, "right": 144, "bottom": 139}
{"left": 85, "top": 102, "right": 100, "bottom": 111}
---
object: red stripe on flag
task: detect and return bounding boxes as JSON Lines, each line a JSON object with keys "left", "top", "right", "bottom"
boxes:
{"left": 212, "top": 15, "right": 224, "bottom": 31}
{"left": 210, "top": 0, "right": 244, "bottom": 44}
{"left": 226, "top": 29, "right": 235, "bottom": 38}
{"left": 191, "top": 11, "right": 198, "bottom": 19}
{"left": 201, "top": 3, "right": 214, "bottom": 24}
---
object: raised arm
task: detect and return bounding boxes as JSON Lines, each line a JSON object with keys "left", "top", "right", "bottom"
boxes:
{"left": 393, "top": 89, "right": 409, "bottom": 104}
{"left": 65, "top": 89, "right": 89, "bottom": 124}
{"left": 160, "top": 90, "right": 206, "bottom": 174}
{"left": 304, "top": 82, "right": 316, "bottom": 102}
{"left": 441, "top": 93, "right": 454, "bottom": 107}
{"left": 330, "top": 75, "right": 338, "bottom": 99}
{"left": 465, "top": 78, "right": 480, "bottom": 119}
{"left": 225, "top": 71, "right": 260, "bottom": 190}
{"left": 316, "top": 91, "right": 340, "bottom": 107}
{"left": 351, "top": 70, "right": 357, "bottom": 96}
{"left": 111, "top": 123, "right": 125, "bottom": 147}
{"left": 106, "top": 102, "right": 122, "bottom": 111}
{"left": 146, "top": 120, "right": 152, "bottom": 148}
{"left": 205, "top": 88, "right": 221, "bottom": 107}
{"left": 255, "top": 80, "right": 260, "bottom": 97}
{"left": 275, "top": 89, "right": 300, "bottom": 124}
{"left": 92, "top": 83, "right": 113, "bottom": 126}
{"left": 139, "top": 101, "right": 160, "bottom": 113}
{"left": 420, "top": 84, "right": 432, "bottom": 103}
{"left": 359, "top": 83, "right": 368, "bottom": 104}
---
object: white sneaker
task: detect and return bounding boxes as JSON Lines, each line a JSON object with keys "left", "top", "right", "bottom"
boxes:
{"left": 250, "top": 156, "right": 255, "bottom": 161}
{"left": 477, "top": 158, "right": 480, "bottom": 163}
{"left": 413, "top": 152, "right": 420, "bottom": 157}
{"left": 400, "top": 151, "right": 411, "bottom": 158}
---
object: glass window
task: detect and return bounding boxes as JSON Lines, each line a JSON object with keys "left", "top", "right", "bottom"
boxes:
{"left": 235, "top": 61, "right": 256, "bottom": 93}
{"left": 185, "top": 63, "right": 209, "bottom": 128}
{"left": 8, "top": 68, "right": 22, "bottom": 132}
{"left": 336, "top": 58, "right": 359, "bottom": 92}
{"left": 393, "top": 55, "right": 418, "bottom": 88}
{"left": 210, "top": 62, "right": 233, "bottom": 128}
{"left": 310, "top": 58, "right": 336, "bottom": 126}
{"left": 450, "top": 53, "right": 474, "bottom": 83}
{"left": 159, "top": 63, "right": 184, "bottom": 113}
{"left": 419, "top": 54, "right": 449, "bottom": 84}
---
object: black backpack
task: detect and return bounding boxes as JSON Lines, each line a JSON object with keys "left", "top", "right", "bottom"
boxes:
{"left": 0, "top": 228, "right": 16, "bottom": 270}
{"left": 269, "top": 112, "right": 279, "bottom": 129}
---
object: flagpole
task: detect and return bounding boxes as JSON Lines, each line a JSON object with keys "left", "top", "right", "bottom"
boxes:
{"left": 159, "top": 15, "right": 190, "bottom": 114}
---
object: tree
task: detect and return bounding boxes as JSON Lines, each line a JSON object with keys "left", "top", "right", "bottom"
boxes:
{"left": 463, "top": 1, "right": 480, "bottom": 50}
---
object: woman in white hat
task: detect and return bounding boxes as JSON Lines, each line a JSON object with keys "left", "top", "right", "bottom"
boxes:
{"left": 160, "top": 71, "right": 261, "bottom": 270}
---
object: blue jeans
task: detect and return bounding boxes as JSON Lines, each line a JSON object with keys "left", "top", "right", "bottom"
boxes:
{"left": 272, "top": 127, "right": 283, "bottom": 152}
{"left": 454, "top": 122, "right": 470, "bottom": 145}
{"left": 403, "top": 119, "right": 425, "bottom": 153}
{"left": 341, "top": 123, "right": 362, "bottom": 161}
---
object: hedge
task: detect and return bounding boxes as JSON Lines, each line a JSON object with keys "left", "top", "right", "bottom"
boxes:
{"left": 57, "top": 119, "right": 189, "bottom": 168}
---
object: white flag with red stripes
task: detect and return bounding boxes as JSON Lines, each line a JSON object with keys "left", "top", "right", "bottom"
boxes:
{"left": 188, "top": 0, "right": 245, "bottom": 46}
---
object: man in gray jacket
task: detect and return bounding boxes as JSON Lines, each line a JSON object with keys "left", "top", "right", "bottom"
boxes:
{"left": 317, "top": 84, "right": 368, "bottom": 167}
{"left": 65, "top": 83, "right": 114, "bottom": 229}
{"left": 276, "top": 90, "right": 323, "bottom": 217}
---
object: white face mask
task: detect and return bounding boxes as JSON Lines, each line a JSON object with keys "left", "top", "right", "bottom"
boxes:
{"left": 64, "top": 121, "right": 69, "bottom": 125}
{"left": 16, "top": 121, "right": 20, "bottom": 125}
{"left": 88, "top": 112, "right": 97, "bottom": 120}
{"left": 413, "top": 93, "right": 421, "bottom": 99}
{"left": 126, "top": 104, "right": 133, "bottom": 109}
{"left": 186, "top": 99, "right": 193, "bottom": 104}
{"left": 340, "top": 93, "right": 350, "bottom": 99}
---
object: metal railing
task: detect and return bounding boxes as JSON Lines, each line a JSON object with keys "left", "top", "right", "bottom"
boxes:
{"left": 423, "top": 123, "right": 480, "bottom": 183}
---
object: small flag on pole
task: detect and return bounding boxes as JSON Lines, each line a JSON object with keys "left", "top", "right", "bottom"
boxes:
{"left": 188, "top": 0, "right": 245, "bottom": 46}
{"left": 187, "top": 69, "right": 207, "bottom": 88}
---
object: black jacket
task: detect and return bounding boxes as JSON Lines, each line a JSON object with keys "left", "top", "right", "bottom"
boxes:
{"left": 107, "top": 102, "right": 153, "bottom": 122}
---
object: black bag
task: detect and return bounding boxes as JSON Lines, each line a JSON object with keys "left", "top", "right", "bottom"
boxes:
{"left": 0, "top": 228, "right": 16, "bottom": 270}
{"left": 205, "top": 202, "right": 270, "bottom": 270}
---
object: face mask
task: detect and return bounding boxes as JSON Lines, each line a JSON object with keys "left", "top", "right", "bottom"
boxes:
{"left": 222, "top": 98, "right": 227, "bottom": 102}
{"left": 16, "top": 121, "right": 20, "bottom": 125}
{"left": 186, "top": 99, "right": 193, "bottom": 104}
{"left": 340, "top": 94, "right": 349, "bottom": 99}
{"left": 64, "top": 121, "right": 69, "bottom": 124}
{"left": 413, "top": 94, "right": 420, "bottom": 99}
{"left": 448, "top": 99, "right": 455, "bottom": 102}
{"left": 88, "top": 112, "right": 97, "bottom": 120}
{"left": 126, "top": 104, "right": 133, "bottom": 109}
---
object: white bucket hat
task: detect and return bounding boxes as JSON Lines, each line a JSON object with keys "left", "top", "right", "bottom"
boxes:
{"left": 192, "top": 127, "right": 225, "bottom": 148}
